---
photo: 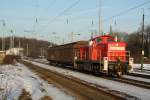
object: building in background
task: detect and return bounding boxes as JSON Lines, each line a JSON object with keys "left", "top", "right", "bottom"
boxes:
{"left": 6, "top": 48, "right": 24, "bottom": 57}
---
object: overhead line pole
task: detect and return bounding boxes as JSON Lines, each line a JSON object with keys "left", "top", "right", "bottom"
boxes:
{"left": 141, "top": 8, "right": 144, "bottom": 70}
{"left": 98, "top": 0, "right": 102, "bottom": 35}
{"left": 1, "top": 20, "right": 6, "bottom": 51}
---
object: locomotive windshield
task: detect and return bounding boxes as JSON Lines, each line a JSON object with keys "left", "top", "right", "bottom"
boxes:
{"left": 94, "top": 35, "right": 114, "bottom": 43}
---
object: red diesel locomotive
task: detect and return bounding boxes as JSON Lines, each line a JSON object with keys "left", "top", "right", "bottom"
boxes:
{"left": 47, "top": 34, "right": 133, "bottom": 76}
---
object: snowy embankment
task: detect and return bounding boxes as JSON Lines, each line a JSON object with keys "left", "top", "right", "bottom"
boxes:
{"left": 0, "top": 63, "right": 75, "bottom": 100}
{"left": 26, "top": 59, "right": 150, "bottom": 100}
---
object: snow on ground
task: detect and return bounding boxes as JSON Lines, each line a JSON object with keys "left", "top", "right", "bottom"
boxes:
{"left": 26, "top": 60, "right": 150, "bottom": 100}
{"left": 34, "top": 58, "right": 49, "bottom": 64}
{"left": 132, "top": 64, "right": 150, "bottom": 75}
{"left": 133, "top": 64, "right": 150, "bottom": 70}
{"left": 0, "top": 63, "right": 75, "bottom": 100}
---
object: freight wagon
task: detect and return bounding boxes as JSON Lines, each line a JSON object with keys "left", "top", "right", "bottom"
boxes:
{"left": 47, "top": 41, "right": 88, "bottom": 65}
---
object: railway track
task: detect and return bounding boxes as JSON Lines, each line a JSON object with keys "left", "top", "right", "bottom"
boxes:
{"left": 20, "top": 60, "right": 141, "bottom": 100}
{"left": 20, "top": 59, "right": 142, "bottom": 100}
{"left": 28, "top": 59, "right": 150, "bottom": 90}
{"left": 127, "top": 72, "right": 150, "bottom": 79}
{"left": 132, "top": 68, "right": 150, "bottom": 75}
{"left": 134, "top": 68, "right": 150, "bottom": 72}
{"left": 93, "top": 75, "right": 150, "bottom": 90}
{"left": 110, "top": 77, "right": 150, "bottom": 89}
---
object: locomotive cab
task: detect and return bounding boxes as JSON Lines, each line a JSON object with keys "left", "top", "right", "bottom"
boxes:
{"left": 89, "top": 35, "right": 133, "bottom": 76}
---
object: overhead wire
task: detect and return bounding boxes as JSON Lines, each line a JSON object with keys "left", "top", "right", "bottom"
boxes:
{"left": 104, "top": 0, "right": 150, "bottom": 21}
{"left": 40, "top": 0, "right": 80, "bottom": 32}
{"left": 49, "top": 0, "right": 80, "bottom": 23}
{"left": 78, "top": 0, "right": 150, "bottom": 33}
{"left": 36, "top": 0, "right": 150, "bottom": 40}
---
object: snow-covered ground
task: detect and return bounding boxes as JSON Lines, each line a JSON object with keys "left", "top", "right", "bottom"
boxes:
{"left": 34, "top": 58, "right": 49, "bottom": 64}
{"left": 0, "top": 63, "right": 75, "bottom": 100}
{"left": 133, "top": 64, "right": 150, "bottom": 70}
{"left": 132, "top": 64, "right": 150, "bottom": 75}
{"left": 25, "top": 60, "right": 150, "bottom": 100}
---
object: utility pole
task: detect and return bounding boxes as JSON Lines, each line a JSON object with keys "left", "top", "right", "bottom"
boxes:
{"left": 41, "top": 47, "right": 44, "bottom": 57}
{"left": 148, "top": 8, "right": 150, "bottom": 58}
{"left": 52, "top": 32, "right": 56, "bottom": 44}
{"left": 12, "top": 35, "right": 14, "bottom": 48}
{"left": 10, "top": 30, "right": 13, "bottom": 49}
{"left": 10, "top": 35, "right": 12, "bottom": 49}
{"left": 71, "top": 32, "right": 73, "bottom": 42}
{"left": 141, "top": 8, "right": 144, "bottom": 70}
{"left": 62, "top": 38, "right": 64, "bottom": 44}
{"left": 109, "top": 24, "right": 112, "bottom": 34}
{"left": 19, "top": 39, "right": 21, "bottom": 48}
{"left": 98, "top": 0, "right": 102, "bottom": 35}
{"left": 1, "top": 20, "right": 5, "bottom": 51}
{"left": 91, "top": 20, "right": 94, "bottom": 39}
{"left": 114, "top": 19, "right": 117, "bottom": 33}
{"left": 26, "top": 43, "right": 29, "bottom": 57}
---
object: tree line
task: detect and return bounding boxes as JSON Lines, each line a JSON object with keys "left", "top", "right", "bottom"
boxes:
{"left": 126, "top": 26, "right": 150, "bottom": 62}
{"left": 0, "top": 37, "right": 54, "bottom": 58}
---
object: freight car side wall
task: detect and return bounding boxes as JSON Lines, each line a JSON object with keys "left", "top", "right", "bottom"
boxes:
{"left": 47, "top": 44, "right": 74, "bottom": 65}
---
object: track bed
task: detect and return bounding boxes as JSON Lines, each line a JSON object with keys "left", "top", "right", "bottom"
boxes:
{"left": 21, "top": 60, "right": 127, "bottom": 100}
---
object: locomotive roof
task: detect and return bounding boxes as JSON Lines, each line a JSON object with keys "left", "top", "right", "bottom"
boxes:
{"left": 91, "top": 35, "right": 114, "bottom": 40}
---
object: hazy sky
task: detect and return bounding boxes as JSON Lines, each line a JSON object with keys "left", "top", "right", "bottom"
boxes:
{"left": 0, "top": 0, "right": 150, "bottom": 44}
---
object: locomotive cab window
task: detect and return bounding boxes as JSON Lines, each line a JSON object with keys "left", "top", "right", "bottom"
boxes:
{"left": 96, "top": 38, "right": 102, "bottom": 43}
{"left": 107, "top": 37, "right": 114, "bottom": 42}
